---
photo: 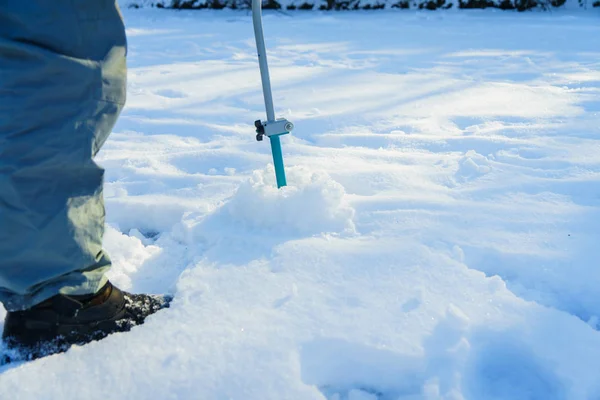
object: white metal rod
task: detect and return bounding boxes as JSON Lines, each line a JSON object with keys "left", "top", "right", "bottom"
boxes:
{"left": 252, "top": 0, "right": 276, "bottom": 122}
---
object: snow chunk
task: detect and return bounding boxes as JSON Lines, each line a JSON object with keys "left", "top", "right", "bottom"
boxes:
{"left": 103, "top": 225, "right": 161, "bottom": 291}
{"left": 454, "top": 150, "right": 492, "bottom": 183}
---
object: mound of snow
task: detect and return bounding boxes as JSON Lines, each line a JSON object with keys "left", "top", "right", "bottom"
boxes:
{"left": 175, "top": 165, "right": 356, "bottom": 244}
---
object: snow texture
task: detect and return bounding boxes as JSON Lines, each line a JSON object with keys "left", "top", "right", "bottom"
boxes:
{"left": 1, "top": 8, "right": 600, "bottom": 400}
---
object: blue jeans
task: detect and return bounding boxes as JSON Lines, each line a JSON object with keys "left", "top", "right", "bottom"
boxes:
{"left": 0, "top": 0, "right": 126, "bottom": 311}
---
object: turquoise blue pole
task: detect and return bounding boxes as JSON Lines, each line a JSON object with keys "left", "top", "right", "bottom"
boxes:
{"left": 270, "top": 135, "right": 287, "bottom": 188}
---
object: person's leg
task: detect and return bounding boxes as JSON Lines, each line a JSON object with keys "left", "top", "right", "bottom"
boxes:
{"left": 1, "top": 1, "right": 171, "bottom": 362}
{"left": 0, "top": 0, "right": 126, "bottom": 311}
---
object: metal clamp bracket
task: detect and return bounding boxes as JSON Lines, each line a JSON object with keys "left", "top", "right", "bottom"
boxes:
{"left": 255, "top": 118, "right": 294, "bottom": 141}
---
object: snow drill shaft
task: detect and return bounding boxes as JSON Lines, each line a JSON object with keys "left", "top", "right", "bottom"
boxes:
{"left": 252, "top": 0, "right": 275, "bottom": 123}
{"left": 269, "top": 135, "right": 286, "bottom": 188}
{"left": 252, "top": 0, "right": 292, "bottom": 189}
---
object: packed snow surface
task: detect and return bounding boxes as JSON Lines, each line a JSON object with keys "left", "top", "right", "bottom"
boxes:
{"left": 1, "top": 9, "right": 600, "bottom": 400}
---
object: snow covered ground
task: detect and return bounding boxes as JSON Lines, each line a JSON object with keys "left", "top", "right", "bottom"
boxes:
{"left": 1, "top": 9, "right": 600, "bottom": 400}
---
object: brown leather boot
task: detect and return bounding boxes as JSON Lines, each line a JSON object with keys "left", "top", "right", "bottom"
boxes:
{"left": 2, "top": 281, "right": 171, "bottom": 363}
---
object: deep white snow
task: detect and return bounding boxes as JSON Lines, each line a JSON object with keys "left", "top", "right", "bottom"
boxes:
{"left": 1, "top": 9, "right": 599, "bottom": 400}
